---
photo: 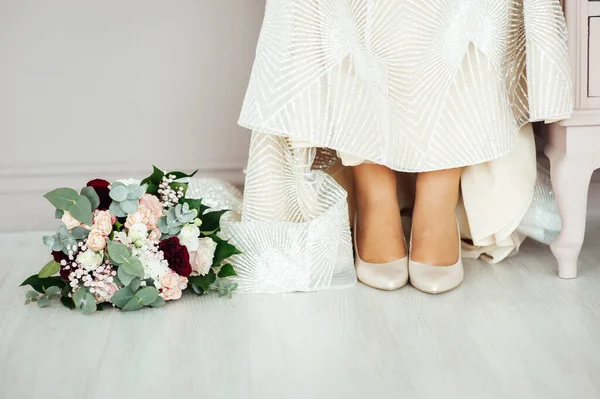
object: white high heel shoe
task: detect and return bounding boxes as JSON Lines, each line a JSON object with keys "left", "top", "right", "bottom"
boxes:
{"left": 408, "top": 219, "right": 464, "bottom": 294}
{"left": 354, "top": 216, "right": 409, "bottom": 291}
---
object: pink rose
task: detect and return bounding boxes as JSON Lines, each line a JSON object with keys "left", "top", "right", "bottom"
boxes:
{"left": 189, "top": 237, "right": 218, "bottom": 276}
{"left": 124, "top": 195, "right": 163, "bottom": 231}
{"left": 159, "top": 271, "right": 188, "bottom": 301}
{"left": 86, "top": 229, "right": 107, "bottom": 251}
{"left": 139, "top": 194, "right": 163, "bottom": 224}
{"left": 93, "top": 210, "right": 114, "bottom": 236}
{"left": 61, "top": 211, "right": 83, "bottom": 230}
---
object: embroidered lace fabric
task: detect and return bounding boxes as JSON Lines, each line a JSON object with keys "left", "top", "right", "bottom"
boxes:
{"left": 219, "top": 0, "right": 572, "bottom": 293}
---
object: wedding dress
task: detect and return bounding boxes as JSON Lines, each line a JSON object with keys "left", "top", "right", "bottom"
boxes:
{"left": 194, "top": 0, "right": 573, "bottom": 293}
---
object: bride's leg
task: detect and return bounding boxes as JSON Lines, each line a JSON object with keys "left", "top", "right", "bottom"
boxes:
{"left": 411, "top": 168, "right": 462, "bottom": 265}
{"left": 353, "top": 163, "right": 406, "bottom": 263}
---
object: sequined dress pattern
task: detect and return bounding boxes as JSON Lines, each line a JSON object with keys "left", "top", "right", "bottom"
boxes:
{"left": 223, "top": 0, "right": 572, "bottom": 293}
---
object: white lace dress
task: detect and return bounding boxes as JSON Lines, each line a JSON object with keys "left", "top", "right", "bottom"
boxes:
{"left": 214, "top": 0, "right": 573, "bottom": 293}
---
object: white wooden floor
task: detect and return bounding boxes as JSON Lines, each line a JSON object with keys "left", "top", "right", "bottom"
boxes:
{"left": 2, "top": 186, "right": 600, "bottom": 399}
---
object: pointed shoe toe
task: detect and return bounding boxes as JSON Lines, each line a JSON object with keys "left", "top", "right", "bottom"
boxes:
{"left": 356, "top": 257, "right": 409, "bottom": 291}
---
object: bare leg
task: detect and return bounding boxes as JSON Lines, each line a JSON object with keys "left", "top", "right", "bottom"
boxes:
{"left": 411, "top": 168, "right": 462, "bottom": 266}
{"left": 353, "top": 163, "right": 406, "bottom": 263}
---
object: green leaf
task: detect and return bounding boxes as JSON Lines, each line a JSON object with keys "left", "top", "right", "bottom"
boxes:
{"left": 37, "top": 297, "right": 51, "bottom": 308}
{"left": 21, "top": 275, "right": 66, "bottom": 294}
{"left": 55, "top": 209, "right": 64, "bottom": 219}
{"left": 146, "top": 182, "right": 159, "bottom": 196}
{"left": 109, "top": 185, "right": 127, "bottom": 202}
{"left": 169, "top": 169, "right": 198, "bottom": 180}
{"left": 68, "top": 195, "right": 93, "bottom": 226}
{"left": 191, "top": 284, "right": 204, "bottom": 296}
{"left": 73, "top": 289, "right": 97, "bottom": 314}
{"left": 110, "top": 286, "right": 135, "bottom": 308}
{"left": 217, "top": 264, "right": 238, "bottom": 278}
{"left": 45, "top": 286, "right": 62, "bottom": 296}
{"left": 120, "top": 199, "right": 139, "bottom": 214}
{"left": 210, "top": 235, "right": 242, "bottom": 267}
{"left": 70, "top": 227, "right": 90, "bottom": 240}
{"left": 149, "top": 296, "right": 166, "bottom": 308}
{"left": 122, "top": 297, "right": 144, "bottom": 312}
{"left": 60, "top": 296, "right": 76, "bottom": 310}
{"left": 80, "top": 187, "right": 100, "bottom": 210}
{"left": 188, "top": 269, "right": 217, "bottom": 292}
{"left": 135, "top": 287, "right": 159, "bottom": 305}
{"left": 130, "top": 277, "right": 141, "bottom": 292}
{"left": 117, "top": 266, "right": 135, "bottom": 286}
{"left": 141, "top": 165, "right": 165, "bottom": 186}
{"left": 107, "top": 241, "right": 131, "bottom": 265}
{"left": 43, "top": 188, "right": 78, "bottom": 210}
{"left": 121, "top": 256, "right": 144, "bottom": 278}
{"left": 38, "top": 260, "right": 60, "bottom": 278}
{"left": 200, "top": 210, "right": 229, "bottom": 234}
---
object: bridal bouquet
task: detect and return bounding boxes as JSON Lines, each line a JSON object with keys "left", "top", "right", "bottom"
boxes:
{"left": 21, "top": 166, "right": 240, "bottom": 314}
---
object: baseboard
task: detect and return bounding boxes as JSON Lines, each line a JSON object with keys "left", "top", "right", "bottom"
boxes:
{"left": 0, "top": 163, "right": 245, "bottom": 232}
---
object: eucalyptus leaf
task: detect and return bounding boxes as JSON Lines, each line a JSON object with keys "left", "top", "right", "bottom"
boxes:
{"left": 43, "top": 188, "right": 78, "bottom": 210}
{"left": 55, "top": 209, "right": 65, "bottom": 219}
{"left": 26, "top": 290, "right": 39, "bottom": 299}
{"left": 80, "top": 293, "right": 97, "bottom": 314}
{"left": 110, "top": 286, "right": 135, "bottom": 308}
{"left": 68, "top": 195, "right": 93, "bottom": 226}
{"left": 109, "top": 185, "right": 127, "bottom": 202}
{"left": 71, "top": 227, "right": 90, "bottom": 240}
{"left": 42, "top": 235, "right": 55, "bottom": 249}
{"left": 38, "top": 260, "right": 60, "bottom": 278}
{"left": 45, "top": 286, "right": 61, "bottom": 296}
{"left": 37, "top": 297, "right": 51, "bottom": 308}
{"left": 80, "top": 187, "right": 100, "bottom": 210}
{"left": 149, "top": 296, "right": 166, "bottom": 308}
{"left": 121, "top": 256, "right": 144, "bottom": 278}
{"left": 107, "top": 241, "right": 131, "bottom": 265}
{"left": 120, "top": 199, "right": 139, "bottom": 214}
{"left": 130, "top": 277, "right": 141, "bottom": 292}
{"left": 126, "top": 184, "right": 145, "bottom": 200}
{"left": 109, "top": 202, "right": 127, "bottom": 218}
{"left": 117, "top": 266, "right": 135, "bottom": 286}
{"left": 135, "top": 286, "right": 159, "bottom": 305}
{"left": 122, "top": 297, "right": 144, "bottom": 312}
{"left": 73, "top": 289, "right": 97, "bottom": 314}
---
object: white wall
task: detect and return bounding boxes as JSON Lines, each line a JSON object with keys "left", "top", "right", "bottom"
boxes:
{"left": 0, "top": 0, "right": 264, "bottom": 231}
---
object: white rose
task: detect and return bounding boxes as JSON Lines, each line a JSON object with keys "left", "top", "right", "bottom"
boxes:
{"left": 76, "top": 249, "right": 103, "bottom": 271}
{"left": 61, "top": 211, "right": 82, "bottom": 230}
{"left": 190, "top": 237, "right": 218, "bottom": 276}
{"left": 128, "top": 223, "right": 148, "bottom": 247}
{"left": 178, "top": 224, "right": 200, "bottom": 251}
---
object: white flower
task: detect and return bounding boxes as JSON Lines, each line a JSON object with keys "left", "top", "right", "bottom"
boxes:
{"left": 61, "top": 211, "right": 82, "bottom": 230}
{"left": 190, "top": 237, "right": 218, "bottom": 276}
{"left": 76, "top": 250, "right": 103, "bottom": 271}
{"left": 133, "top": 245, "right": 171, "bottom": 284}
{"left": 113, "top": 231, "right": 131, "bottom": 247}
{"left": 178, "top": 224, "right": 200, "bottom": 251}
{"left": 128, "top": 223, "right": 148, "bottom": 247}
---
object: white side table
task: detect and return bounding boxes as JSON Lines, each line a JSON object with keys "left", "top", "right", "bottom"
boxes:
{"left": 545, "top": 0, "right": 600, "bottom": 278}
